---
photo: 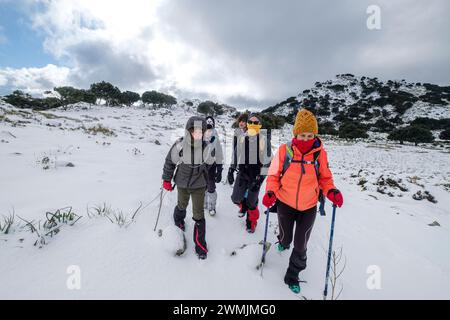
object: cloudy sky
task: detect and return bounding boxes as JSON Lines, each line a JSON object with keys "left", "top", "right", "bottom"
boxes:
{"left": 0, "top": 0, "right": 448, "bottom": 108}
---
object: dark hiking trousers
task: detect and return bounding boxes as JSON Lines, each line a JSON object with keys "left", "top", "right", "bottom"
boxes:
{"left": 231, "top": 172, "right": 260, "bottom": 210}
{"left": 206, "top": 163, "right": 217, "bottom": 193}
{"left": 193, "top": 218, "right": 207, "bottom": 255}
{"left": 231, "top": 172, "right": 262, "bottom": 230}
{"left": 277, "top": 200, "right": 317, "bottom": 285}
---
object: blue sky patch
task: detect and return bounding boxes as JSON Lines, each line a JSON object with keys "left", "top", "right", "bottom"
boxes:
{"left": 0, "top": 2, "right": 55, "bottom": 69}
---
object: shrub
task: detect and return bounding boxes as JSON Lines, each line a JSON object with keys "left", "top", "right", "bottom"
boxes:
{"left": 119, "top": 91, "right": 140, "bottom": 106}
{"left": 4, "top": 91, "right": 63, "bottom": 110}
{"left": 54, "top": 86, "right": 96, "bottom": 104}
{"left": 257, "top": 113, "right": 285, "bottom": 130}
{"left": 410, "top": 117, "right": 450, "bottom": 130}
{"left": 319, "top": 121, "right": 338, "bottom": 135}
{"left": 286, "top": 96, "right": 297, "bottom": 104}
{"left": 327, "top": 84, "right": 346, "bottom": 92}
{"left": 333, "top": 112, "right": 350, "bottom": 123}
{"left": 317, "top": 105, "right": 331, "bottom": 117}
{"left": 142, "top": 91, "right": 177, "bottom": 106}
{"left": 4, "top": 91, "right": 34, "bottom": 108}
{"left": 439, "top": 129, "right": 450, "bottom": 140}
{"left": 338, "top": 121, "right": 369, "bottom": 139}
{"left": 90, "top": 81, "right": 121, "bottom": 106}
{"left": 388, "top": 125, "right": 434, "bottom": 145}
{"left": 371, "top": 119, "right": 395, "bottom": 133}
{"left": 197, "top": 101, "right": 224, "bottom": 116}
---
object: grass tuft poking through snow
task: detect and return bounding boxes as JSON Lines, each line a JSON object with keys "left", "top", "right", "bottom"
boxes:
{"left": 1, "top": 207, "right": 82, "bottom": 248}
{"left": 83, "top": 124, "right": 116, "bottom": 137}
{"left": 87, "top": 202, "right": 144, "bottom": 228}
{"left": 0, "top": 210, "right": 15, "bottom": 235}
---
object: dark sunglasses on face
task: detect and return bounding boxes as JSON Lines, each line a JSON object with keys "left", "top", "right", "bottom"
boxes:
{"left": 247, "top": 121, "right": 260, "bottom": 125}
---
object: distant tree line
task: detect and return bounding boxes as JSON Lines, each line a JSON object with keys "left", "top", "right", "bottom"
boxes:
{"left": 2, "top": 81, "right": 178, "bottom": 110}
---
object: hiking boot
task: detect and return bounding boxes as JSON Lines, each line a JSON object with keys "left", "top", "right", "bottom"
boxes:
{"left": 197, "top": 252, "right": 207, "bottom": 260}
{"left": 277, "top": 243, "right": 289, "bottom": 252}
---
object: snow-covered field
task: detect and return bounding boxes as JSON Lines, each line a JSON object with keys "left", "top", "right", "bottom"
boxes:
{"left": 1, "top": 102, "right": 449, "bottom": 299}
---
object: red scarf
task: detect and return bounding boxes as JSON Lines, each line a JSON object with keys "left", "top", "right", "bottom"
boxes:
{"left": 292, "top": 137, "right": 316, "bottom": 155}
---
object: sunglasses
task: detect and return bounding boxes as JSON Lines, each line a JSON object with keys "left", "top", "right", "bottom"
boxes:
{"left": 247, "top": 121, "right": 260, "bottom": 125}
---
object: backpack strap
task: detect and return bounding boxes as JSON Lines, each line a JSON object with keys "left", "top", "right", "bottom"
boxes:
{"left": 312, "top": 150, "right": 321, "bottom": 180}
{"left": 175, "top": 137, "right": 184, "bottom": 158}
{"left": 287, "top": 150, "right": 321, "bottom": 176}
{"left": 282, "top": 142, "right": 321, "bottom": 179}
{"left": 313, "top": 150, "right": 326, "bottom": 216}
{"left": 282, "top": 142, "right": 294, "bottom": 176}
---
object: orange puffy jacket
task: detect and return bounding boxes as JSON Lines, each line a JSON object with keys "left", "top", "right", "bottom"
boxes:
{"left": 266, "top": 138, "right": 336, "bottom": 211}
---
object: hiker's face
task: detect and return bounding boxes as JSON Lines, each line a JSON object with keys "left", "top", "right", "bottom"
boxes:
{"left": 239, "top": 120, "right": 247, "bottom": 130}
{"left": 191, "top": 128, "right": 203, "bottom": 140}
{"left": 297, "top": 133, "right": 315, "bottom": 141}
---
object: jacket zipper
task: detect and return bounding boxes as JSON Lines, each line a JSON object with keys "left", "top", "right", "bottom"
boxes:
{"left": 186, "top": 145, "right": 195, "bottom": 188}
{"left": 295, "top": 154, "right": 304, "bottom": 210}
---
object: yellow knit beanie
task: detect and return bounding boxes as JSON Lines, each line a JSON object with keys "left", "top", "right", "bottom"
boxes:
{"left": 293, "top": 109, "right": 318, "bottom": 136}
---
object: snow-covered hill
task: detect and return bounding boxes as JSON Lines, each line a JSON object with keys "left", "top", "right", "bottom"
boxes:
{"left": 263, "top": 74, "right": 450, "bottom": 138}
{"left": 1, "top": 101, "right": 449, "bottom": 299}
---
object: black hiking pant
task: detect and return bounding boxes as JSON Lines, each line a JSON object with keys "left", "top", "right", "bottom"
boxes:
{"left": 231, "top": 172, "right": 260, "bottom": 210}
{"left": 206, "top": 163, "right": 217, "bottom": 193}
{"left": 277, "top": 201, "right": 317, "bottom": 285}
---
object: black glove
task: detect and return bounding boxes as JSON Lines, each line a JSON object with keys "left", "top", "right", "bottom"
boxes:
{"left": 227, "top": 167, "right": 235, "bottom": 185}
{"left": 215, "top": 167, "right": 223, "bottom": 183}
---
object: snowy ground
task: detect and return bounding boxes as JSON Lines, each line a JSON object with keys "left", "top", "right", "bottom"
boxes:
{"left": 1, "top": 102, "right": 449, "bottom": 299}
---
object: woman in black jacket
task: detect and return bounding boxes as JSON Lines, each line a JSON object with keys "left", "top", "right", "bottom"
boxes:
{"left": 228, "top": 114, "right": 270, "bottom": 233}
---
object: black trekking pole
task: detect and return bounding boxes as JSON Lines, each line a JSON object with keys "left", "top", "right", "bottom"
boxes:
{"left": 323, "top": 204, "right": 337, "bottom": 300}
{"left": 257, "top": 208, "right": 271, "bottom": 277}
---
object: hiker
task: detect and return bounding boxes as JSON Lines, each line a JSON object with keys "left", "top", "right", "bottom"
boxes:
{"left": 162, "top": 116, "right": 213, "bottom": 260}
{"left": 227, "top": 113, "right": 249, "bottom": 188}
{"left": 227, "top": 113, "right": 247, "bottom": 218}
{"left": 229, "top": 114, "right": 270, "bottom": 233}
{"left": 263, "top": 109, "right": 344, "bottom": 293}
{"left": 203, "top": 116, "right": 224, "bottom": 216}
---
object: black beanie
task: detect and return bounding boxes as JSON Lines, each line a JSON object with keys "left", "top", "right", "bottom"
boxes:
{"left": 205, "top": 116, "right": 215, "bottom": 129}
{"left": 186, "top": 116, "right": 207, "bottom": 132}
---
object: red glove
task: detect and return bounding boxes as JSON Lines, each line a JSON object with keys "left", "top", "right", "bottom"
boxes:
{"left": 262, "top": 191, "right": 277, "bottom": 208}
{"left": 162, "top": 180, "right": 173, "bottom": 192}
{"left": 327, "top": 189, "right": 343, "bottom": 208}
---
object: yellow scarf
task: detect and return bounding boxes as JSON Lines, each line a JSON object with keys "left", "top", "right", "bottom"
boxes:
{"left": 247, "top": 124, "right": 262, "bottom": 136}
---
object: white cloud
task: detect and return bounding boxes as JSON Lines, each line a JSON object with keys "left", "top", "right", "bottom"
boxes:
{"left": 0, "top": 74, "right": 7, "bottom": 86}
{"left": 1, "top": 0, "right": 449, "bottom": 106}
{"left": 0, "top": 64, "right": 71, "bottom": 95}
{"left": 6, "top": 0, "right": 263, "bottom": 103}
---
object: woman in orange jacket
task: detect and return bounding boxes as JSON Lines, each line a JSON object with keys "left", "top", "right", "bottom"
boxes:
{"left": 262, "top": 109, "right": 343, "bottom": 294}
